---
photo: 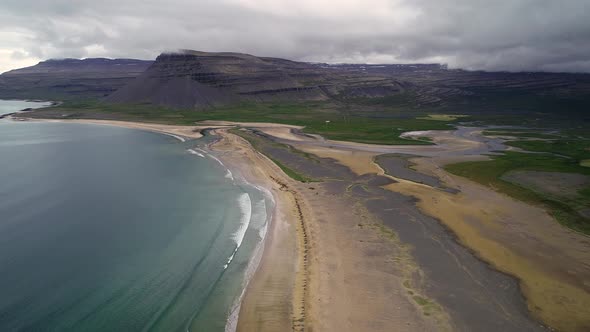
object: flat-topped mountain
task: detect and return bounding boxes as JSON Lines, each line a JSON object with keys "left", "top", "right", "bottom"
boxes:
{"left": 2, "top": 50, "right": 589, "bottom": 114}
{"left": 107, "top": 50, "right": 590, "bottom": 111}
{"left": 0, "top": 58, "right": 153, "bottom": 100}
{"left": 106, "top": 50, "right": 415, "bottom": 108}
{"left": 107, "top": 51, "right": 330, "bottom": 108}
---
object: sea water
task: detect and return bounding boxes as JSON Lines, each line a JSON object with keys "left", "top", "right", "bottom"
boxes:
{"left": 0, "top": 99, "right": 52, "bottom": 116}
{"left": 0, "top": 101, "right": 271, "bottom": 331}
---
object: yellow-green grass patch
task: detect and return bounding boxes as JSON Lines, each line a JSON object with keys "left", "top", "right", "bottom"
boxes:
{"left": 417, "top": 114, "right": 467, "bottom": 121}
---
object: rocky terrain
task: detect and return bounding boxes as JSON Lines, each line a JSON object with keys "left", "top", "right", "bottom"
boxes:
{"left": 105, "top": 50, "right": 590, "bottom": 112}
{"left": 2, "top": 50, "right": 590, "bottom": 115}
{"left": 333, "top": 63, "right": 590, "bottom": 108}
{"left": 107, "top": 51, "right": 329, "bottom": 108}
{"left": 0, "top": 58, "right": 152, "bottom": 100}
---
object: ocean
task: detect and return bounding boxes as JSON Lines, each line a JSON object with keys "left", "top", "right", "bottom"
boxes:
{"left": 0, "top": 100, "right": 52, "bottom": 117}
{"left": 0, "top": 100, "right": 271, "bottom": 331}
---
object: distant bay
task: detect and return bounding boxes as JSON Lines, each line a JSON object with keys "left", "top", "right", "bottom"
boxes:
{"left": 0, "top": 105, "right": 269, "bottom": 331}
{"left": 0, "top": 100, "right": 52, "bottom": 116}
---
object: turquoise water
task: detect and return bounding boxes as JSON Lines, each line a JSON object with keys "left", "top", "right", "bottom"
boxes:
{"left": 0, "top": 101, "right": 270, "bottom": 331}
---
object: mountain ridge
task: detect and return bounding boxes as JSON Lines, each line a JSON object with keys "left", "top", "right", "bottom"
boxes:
{"left": 1, "top": 50, "right": 590, "bottom": 114}
{"left": 0, "top": 58, "right": 153, "bottom": 100}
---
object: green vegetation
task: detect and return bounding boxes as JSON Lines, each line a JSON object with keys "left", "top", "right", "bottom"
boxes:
{"left": 345, "top": 92, "right": 418, "bottom": 108}
{"left": 413, "top": 295, "right": 430, "bottom": 306}
{"left": 32, "top": 96, "right": 590, "bottom": 235}
{"left": 33, "top": 100, "right": 461, "bottom": 145}
{"left": 417, "top": 114, "right": 468, "bottom": 121}
{"left": 482, "top": 130, "right": 560, "bottom": 139}
{"left": 267, "top": 157, "right": 315, "bottom": 183}
{"left": 301, "top": 117, "right": 453, "bottom": 145}
{"left": 229, "top": 129, "right": 317, "bottom": 183}
{"left": 448, "top": 125, "right": 590, "bottom": 235}
{"left": 505, "top": 139, "right": 590, "bottom": 161}
{"left": 445, "top": 151, "right": 590, "bottom": 234}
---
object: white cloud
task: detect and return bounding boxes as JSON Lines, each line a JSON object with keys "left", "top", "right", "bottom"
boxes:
{"left": 0, "top": 49, "right": 39, "bottom": 73}
{"left": 0, "top": 0, "right": 589, "bottom": 73}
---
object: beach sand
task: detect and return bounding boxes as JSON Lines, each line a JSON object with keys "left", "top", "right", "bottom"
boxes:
{"left": 390, "top": 155, "right": 590, "bottom": 332}
{"left": 211, "top": 129, "right": 441, "bottom": 332}
{"left": 208, "top": 129, "right": 301, "bottom": 331}
{"left": 14, "top": 118, "right": 212, "bottom": 140}
{"left": 25, "top": 118, "right": 443, "bottom": 331}
{"left": 268, "top": 126, "right": 590, "bottom": 332}
{"left": 19, "top": 117, "right": 590, "bottom": 332}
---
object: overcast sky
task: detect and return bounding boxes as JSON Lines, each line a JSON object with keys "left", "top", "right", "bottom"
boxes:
{"left": 1, "top": 0, "right": 589, "bottom": 73}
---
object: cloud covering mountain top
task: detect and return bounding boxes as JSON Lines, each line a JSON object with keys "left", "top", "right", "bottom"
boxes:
{"left": 1, "top": 0, "right": 589, "bottom": 73}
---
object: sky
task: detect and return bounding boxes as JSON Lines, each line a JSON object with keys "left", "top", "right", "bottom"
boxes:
{"left": 1, "top": 0, "right": 589, "bottom": 74}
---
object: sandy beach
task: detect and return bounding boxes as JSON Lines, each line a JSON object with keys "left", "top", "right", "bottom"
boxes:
{"left": 208, "top": 129, "right": 303, "bottom": 331}
{"left": 11, "top": 118, "right": 212, "bottom": 140}
{"left": 18, "top": 117, "right": 590, "bottom": 332}
{"left": 252, "top": 123, "right": 590, "bottom": 332}
{"left": 211, "top": 128, "right": 448, "bottom": 332}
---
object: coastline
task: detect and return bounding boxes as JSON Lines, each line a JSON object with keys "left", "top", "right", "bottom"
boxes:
{"left": 9, "top": 117, "right": 212, "bottom": 140}
{"left": 207, "top": 121, "right": 589, "bottom": 331}
{"left": 270, "top": 125, "right": 590, "bottom": 331}
{"left": 12, "top": 117, "right": 590, "bottom": 331}
{"left": 9, "top": 117, "right": 301, "bottom": 331}
{"left": 209, "top": 129, "right": 303, "bottom": 331}
{"left": 212, "top": 128, "right": 441, "bottom": 332}
{"left": 0, "top": 117, "right": 275, "bottom": 331}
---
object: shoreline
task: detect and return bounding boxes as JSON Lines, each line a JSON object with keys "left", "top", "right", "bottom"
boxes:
{"left": 272, "top": 125, "right": 589, "bottom": 331}
{"left": 207, "top": 128, "right": 304, "bottom": 331}
{"left": 9, "top": 117, "right": 214, "bottom": 140}
{"left": 203, "top": 132, "right": 279, "bottom": 332}
{"left": 213, "top": 122, "right": 588, "bottom": 331}
{"left": 13, "top": 117, "right": 301, "bottom": 331}
{"left": 11, "top": 117, "right": 590, "bottom": 331}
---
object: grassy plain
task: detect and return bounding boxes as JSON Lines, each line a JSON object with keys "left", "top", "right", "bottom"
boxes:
{"left": 26, "top": 100, "right": 460, "bottom": 145}
{"left": 229, "top": 129, "right": 317, "bottom": 183}
{"left": 445, "top": 151, "right": 590, "bottom": 234}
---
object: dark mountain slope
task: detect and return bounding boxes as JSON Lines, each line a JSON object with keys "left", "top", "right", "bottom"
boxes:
{"left": 106, "top": 51, "right": 329, "bottom": 108}
{"left": 0, "top": 58, "right": 152, "bottom": 100}
{"left": 2, "top": 50, "right": 589, "bottom": 114}
{"left": 108, "top": 50, "right": 590, "bottom": 113}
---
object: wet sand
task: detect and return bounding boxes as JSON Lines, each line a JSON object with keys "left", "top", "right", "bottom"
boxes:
{"left": 374, "top": 154, "right": 457, "bottom": 192}
{"left": 251, "top": 124, "right": 589, "bottom": 332}
{"left": 12, "top": 118, "right": 302, "bottom": 330}
{"left": 206, "top": 130, "right": 301, "bottom": 331}
{"left": 28, "top": 118, "right": 447, "bottom": 331}
{"left": 391, "top": 155, "right": 590, "bottom": 332}
{"left": 213, "top": 128, "right": 441, "bottom": 331}
{"left": 19, "top": 117, "right": 590, "bottom": 331}
{"left": 12, "top": 118, "right": 212, "bottom": 140}
{"left": 235, "top": 126, "right": 545, "bottom": 331}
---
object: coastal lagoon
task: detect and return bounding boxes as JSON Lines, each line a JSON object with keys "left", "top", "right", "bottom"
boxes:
{"left": 0, "top": 101, "right": 270, "bottom": 331}
{"left": 0, "top": 100, "right": 52, "bottom": 116}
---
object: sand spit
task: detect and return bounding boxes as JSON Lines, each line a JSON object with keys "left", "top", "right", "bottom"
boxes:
{"left": 254, "top": 124, "right": 589, "bottom": 332}
{"left": 16, "top": 118, "right": 212, "bottom": 140}
{"left": 206, "top": 130, "right": 302, "bottom": 331}
{"left": 226, "top": 129, "right": 449, "bottom": 331}
{"left": 389, "top": 156, "right": 590, "bottom": 332}
{"left": 213, "top": 129, "right": 441, "bottom": 332}
{"left": 17, "top": 118, "right": 303, "bottom": 330}
{"left": 18, "top": 117, "right": 590, "bottom": 331}
{"left": 237, "top": 125, "right": 544, "bottom": 331}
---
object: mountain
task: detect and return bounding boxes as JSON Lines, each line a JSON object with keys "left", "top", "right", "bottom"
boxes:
{"left": 0, "top": 58, "right": 153, "bottom": 100}
{"left": 107, "top": 50, "right": 590, "bottom": 112}
{"left": 2, "top": 50, "right": 589, "bottom": 114}
{"left": 106, "top": 51, "right": 329, "bottom": 108}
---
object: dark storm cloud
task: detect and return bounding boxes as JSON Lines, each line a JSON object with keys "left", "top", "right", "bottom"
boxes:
{"left": 1, "top": 0, "right": 589, "bottom": 73}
